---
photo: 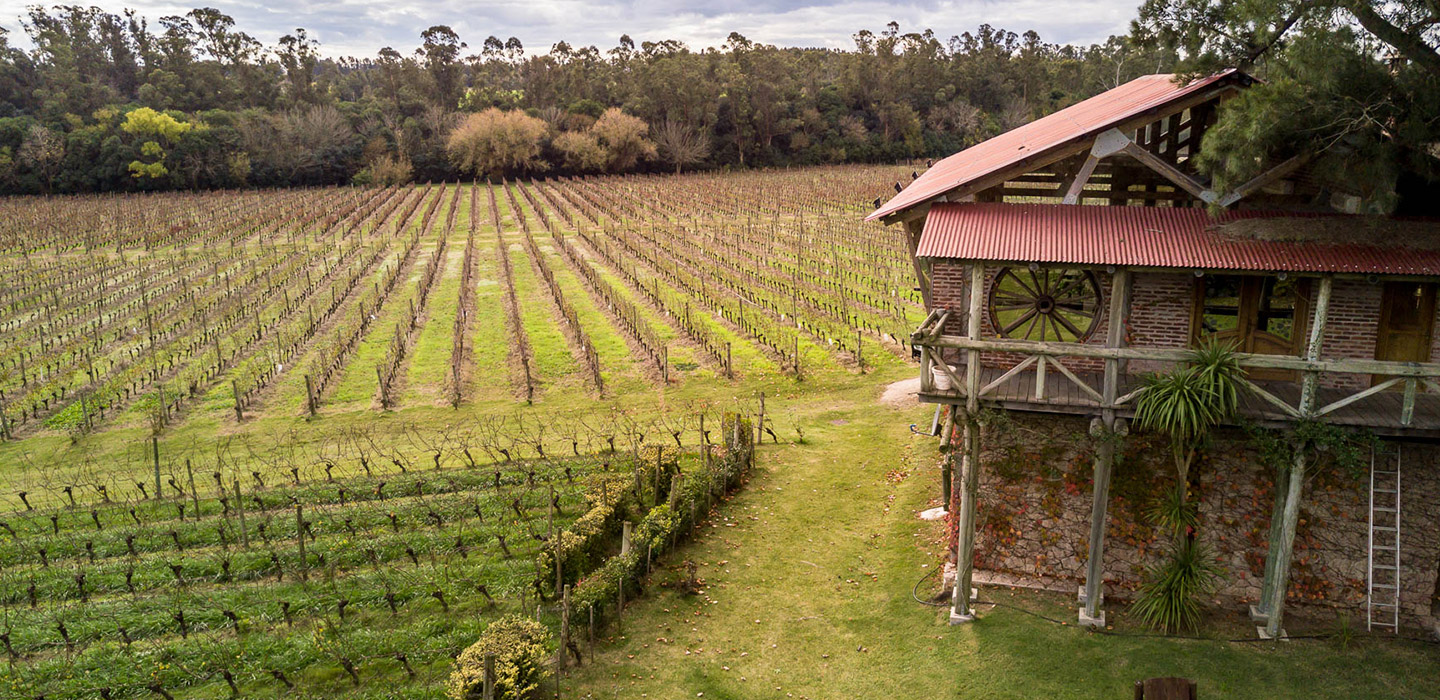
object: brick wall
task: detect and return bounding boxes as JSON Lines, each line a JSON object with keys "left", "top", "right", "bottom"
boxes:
{"left": 1317, "top": 279, "right": 1383, "bottom": 389}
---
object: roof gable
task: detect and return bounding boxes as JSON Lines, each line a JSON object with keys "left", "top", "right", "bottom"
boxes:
{"left": 867, "top": 70, "right": 1250, "bottom": 222}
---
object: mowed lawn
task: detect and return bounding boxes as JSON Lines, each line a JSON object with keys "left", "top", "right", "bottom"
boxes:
{"left": 562, "top": 379, "right": 1439, "bottom": 700}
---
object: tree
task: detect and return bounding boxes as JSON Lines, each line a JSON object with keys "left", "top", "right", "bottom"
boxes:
{"left": 1130, "top": 340, "right": 1240, "bottom": 632}
{"left": 277, "top": 28, "right": 320, "bottom": 104}
{"left": 1134, "top": 1, "right": 1440, "bottom": 210}
{"left": 653, "top": 119, "right": 709, "bottom": 174}
{"left": 591, "top": 108, "right": 655, "bottom": 171}
{"left": 553, "top": 130, "right": 607, "bottom": 172}
{"left": 446, "top": 108, "right": 548, "bottom": 177}
{"left": 121, "top": 107, "right": 194, "bottom": 179}
{"left": 418, "top": 25, "right": 466, "bottom": 108}
{"left": 18, "top": 124, "right": 64, "bottom": 191}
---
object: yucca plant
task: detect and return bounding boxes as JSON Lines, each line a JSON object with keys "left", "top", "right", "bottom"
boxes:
{"left": 1130, "top": 537, "right": 1222, "bottom": 633}
{"left": 1131, "top": 339, "right": 1242, "bottom": 632}
{"left": 1135, "top": 339, "right": 1243, "bottom": 502}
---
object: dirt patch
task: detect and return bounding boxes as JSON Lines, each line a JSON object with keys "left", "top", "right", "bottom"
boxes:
{"left": 880, "top": 377, "right": 921, "bottom": 408}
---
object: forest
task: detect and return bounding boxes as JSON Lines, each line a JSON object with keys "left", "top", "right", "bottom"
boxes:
{"left": 0, "top": 5, "right": 1175, "bottom": 193}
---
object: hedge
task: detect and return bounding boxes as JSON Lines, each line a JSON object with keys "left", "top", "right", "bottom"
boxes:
{"left": 570, "top": 414, "right": 754, "bottom": 629}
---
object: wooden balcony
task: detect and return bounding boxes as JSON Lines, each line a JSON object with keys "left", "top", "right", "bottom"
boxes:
{"left": 914, "top": 328, "right": 1440, "bottom": 438}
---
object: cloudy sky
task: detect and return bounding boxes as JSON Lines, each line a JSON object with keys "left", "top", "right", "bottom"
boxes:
{"left": 0, "top": 1, "right": 1142, "bottom": 56}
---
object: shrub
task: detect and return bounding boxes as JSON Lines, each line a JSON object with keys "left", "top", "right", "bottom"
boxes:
{"left": 447, "top": 108, "right": 549, "bottom": 177}
{"left": 447, "top": 616, "right": 552, "bottom": 700}
{"left": 571, "top": 415, "right": 753, "bottom": 627}
{"left": 1131, "top": 538, "right": 1222, "bottom": 633}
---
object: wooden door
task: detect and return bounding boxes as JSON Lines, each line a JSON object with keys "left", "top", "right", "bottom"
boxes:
{"left": 1375, "top": 282, "right": 1435, "bottom": 385}
{"left": 1195, "top": 275, "right": 1306, "bottom": 380}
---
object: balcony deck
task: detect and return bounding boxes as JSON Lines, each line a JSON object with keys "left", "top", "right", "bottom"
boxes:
{"left": 918, "top": 364, "right": 1440, "bottom": 438}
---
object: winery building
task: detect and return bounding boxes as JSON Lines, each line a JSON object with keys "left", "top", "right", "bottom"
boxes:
{"left": 870, "top": 70, "right": 1440, "bottom": 638}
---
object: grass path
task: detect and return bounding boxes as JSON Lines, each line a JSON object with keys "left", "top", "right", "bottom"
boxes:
{"left": 564, "top": 380, "right": 1439, "bottom": 700}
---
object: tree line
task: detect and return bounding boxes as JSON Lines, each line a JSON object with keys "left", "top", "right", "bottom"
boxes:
{"left": 0, "top": 5, "right": 1176, "bottom": 194}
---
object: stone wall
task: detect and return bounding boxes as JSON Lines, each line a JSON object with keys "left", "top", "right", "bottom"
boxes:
{"left": 970, "top": 413, "right": 1440, "bottom": 629}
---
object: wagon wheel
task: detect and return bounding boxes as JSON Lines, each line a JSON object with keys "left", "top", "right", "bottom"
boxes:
{"left": 988, "top": 267, "right": 1103, "bottom": 342}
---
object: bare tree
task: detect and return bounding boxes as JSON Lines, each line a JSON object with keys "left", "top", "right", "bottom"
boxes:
{"left": 653, "top": 119, "right": 709, "bottom": 175}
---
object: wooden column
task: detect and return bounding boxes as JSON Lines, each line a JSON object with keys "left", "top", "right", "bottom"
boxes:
{"left": 951, "top": 261, "right": 985, "bottom": 623}
{"left": 1081, "top": 270, "right": 1129, "bottom": 626}
{"left": 904, "top": 217, "right": 934, "bottom": 310}
{"left": 1258, "top": 275, "right": 1331, "bottom": 639}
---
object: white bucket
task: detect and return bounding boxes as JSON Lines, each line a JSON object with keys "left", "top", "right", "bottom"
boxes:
{"left": 931, "top": 366, "right": 952, "bottom": 391}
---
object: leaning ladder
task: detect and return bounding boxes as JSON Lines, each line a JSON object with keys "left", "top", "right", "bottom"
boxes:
{"left": 1367, "top": 442, "right": 1402, "bottom": 632}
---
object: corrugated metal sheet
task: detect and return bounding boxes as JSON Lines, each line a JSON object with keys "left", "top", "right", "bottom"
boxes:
{"left": 918, "top": 203, "right": 1440, "bottom": 275}
{"left": 866, "top": 71, "right": 1244, "bottom": 222}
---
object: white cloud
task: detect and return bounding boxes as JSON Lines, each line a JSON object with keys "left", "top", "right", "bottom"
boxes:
{"left": 0, "top": 0, "right": 1139, "bottom": 57}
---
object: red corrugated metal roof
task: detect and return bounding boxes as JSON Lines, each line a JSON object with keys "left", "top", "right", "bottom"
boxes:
{"left": 866, "top": 71, "right": 1245, "bottom": 222}
{"left": 918, "top": 203, "right": 1440, "bottom": 275}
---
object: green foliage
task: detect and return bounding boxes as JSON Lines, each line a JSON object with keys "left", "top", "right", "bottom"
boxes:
{"left": 3, "top": 5, "right": 1183, "bottom": 194}
{"left": 121, "top": 107, "right": 194, "bottom": 142}
{"left": 1242, "top": 418, "right": 1377, "bottom": 483}
{"left": 571, "top": 417, "right": 753, "bottom": 628}
{"left": 1135, "top": 339, "right": 1242, "bottom": 483}
{"left": 1131, "top": 537, "right": 1222, "bottom": 633}
{"left": 1134, "top": 1, "right": 1440, "bottom": 210}
{"left": 447, "top": 616, "right": 552, "bottom": 700}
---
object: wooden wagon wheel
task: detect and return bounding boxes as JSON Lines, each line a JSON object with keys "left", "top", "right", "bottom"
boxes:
{"left": 987, "top": 267, "right": 1103, "bottom": 342}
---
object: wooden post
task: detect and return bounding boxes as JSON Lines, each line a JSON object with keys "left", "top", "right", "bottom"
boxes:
{"left": 903, "top": 217, "right": 934, "bottom": 309}
{"left": 304, "top": 375, "right": 317, "bottom": 417}
{"left": 1259, "top": 274, "right": 1330, "bottom": 639}
{"left": 234, "top": 479, "right": 249, "bottom": 548}
{"left": 231, "top": 381, "right": 243, "bottom": 421}
{"left": 296, "top": 505, "right": 307, "bottom": 582}
{"left": 940, "top": 409, "right": 955, "bottom": 505}
{"left": 483, "top": 653, "right": 496, "bottom": 700}
{"left": 621, "top": 521, "right": 633, "bottom": 556}
{"left": 757, "top": 393, "right": 765, "bottom": 444}
{"left": 559, "top": 584, "right": 571, "bottom": 672}
{"left": 1081, "top": 268, "right": 1129, "bottom": 626}
{"left": 152, "top": 437, "right": 162, "bottom": 501}
{"left": 951, "top": 261, "right": 984, "bottom": 623}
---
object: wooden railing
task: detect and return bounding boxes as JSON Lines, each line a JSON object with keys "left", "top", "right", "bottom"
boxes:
{"left": 913, "top": 332, "right": 1440, "bottom": 428}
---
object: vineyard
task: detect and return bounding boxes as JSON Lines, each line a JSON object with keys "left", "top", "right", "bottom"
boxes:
{"left": 0, "top": 165, "right": 919, "bottom": 451}
{"left": 0, "top": 164, "right": 924, "bottom": 697}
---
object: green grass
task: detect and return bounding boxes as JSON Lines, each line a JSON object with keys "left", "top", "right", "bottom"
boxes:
{"left": 561, "top": 388, "right": 1439, "bottom": 700}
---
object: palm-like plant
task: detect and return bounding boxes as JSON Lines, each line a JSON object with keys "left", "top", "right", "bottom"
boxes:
{"left": 1135, "top": 339, "right": 1243, "bottom": 503}
{"left": 1131, "top": 339, "right": 1242, "bottom": 632}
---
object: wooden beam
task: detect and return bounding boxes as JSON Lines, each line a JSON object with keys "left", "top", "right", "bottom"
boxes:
{"left": 1062, "top": 154, "right": 1101, "bottom": 205}
{"left": 1216, "top": 154, "right": 1310, "bottom": 207}
{"left": 1048, "top": 357, "right": 1105, "bottom": 403}
{"left": 1082, "top": 267, "right": 1130, "bottom": 625}
{"left": 1299, "top": 276, "right": 1333, "bottom": 417}
{"left": 1314, "top": 377, "right": 1403, "bottom": 417}
{"left": 904, "top": 218, "right": 934, "bottom": 309}
{"left": 1121, "top": 141, "right": 1215, "bottom": 203}
{"left": 979, "top": 355, "right": 1038, "bottom": 397}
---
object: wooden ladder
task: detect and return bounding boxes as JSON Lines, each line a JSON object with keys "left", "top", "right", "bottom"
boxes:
{"left": 1367, "top": 442, "right": 1402, "bottom": 633}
